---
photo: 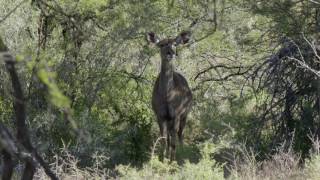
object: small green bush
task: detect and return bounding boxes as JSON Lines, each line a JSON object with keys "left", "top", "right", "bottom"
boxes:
{"left": 117, "top": 141, "right": 224, "bottom": 180}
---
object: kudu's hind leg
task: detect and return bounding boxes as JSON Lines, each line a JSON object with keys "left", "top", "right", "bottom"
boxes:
{"left": 168, "top": 118, "right": 179, "bottom": 161}
{"left": 169, "top": 129, "right": 177, "bottom": 161}
{"left": 166, "top": 131, "right": 171, "bottom": 158}
{"left": 178, "top": 116, "right": 186, "bottom": 145}
{"left": 158, "top": 120, "right": 167, "bottom": 161}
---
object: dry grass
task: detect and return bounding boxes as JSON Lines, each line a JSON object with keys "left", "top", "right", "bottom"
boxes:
{"left": 229, "top": 145, "right": 302, "bottom": 180}
{"left": 34, "top": 149, "right": 110, "bottom": 180}
{"left": 228, "top": 136, "right": 320, "bottom": 180}
{"left": 27, "top": 136, "right": 320, "bottom": 180}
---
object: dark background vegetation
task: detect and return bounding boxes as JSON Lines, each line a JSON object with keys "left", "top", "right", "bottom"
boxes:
{"left": 1, "top": 0, "right": 320, "bottom": 178}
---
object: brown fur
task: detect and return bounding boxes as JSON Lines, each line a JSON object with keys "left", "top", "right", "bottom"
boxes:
{"left": 149, "top": 33, "right": 192, "bottom": 161}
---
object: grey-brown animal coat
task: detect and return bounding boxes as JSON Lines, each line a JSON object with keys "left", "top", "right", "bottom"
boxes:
{"left": 147, "top": 32, "right": 192, "bottom": 161}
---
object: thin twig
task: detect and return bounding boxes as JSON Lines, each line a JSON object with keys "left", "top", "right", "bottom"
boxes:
{"left": 151, "top": 136, "right": 166, "bottom": 158}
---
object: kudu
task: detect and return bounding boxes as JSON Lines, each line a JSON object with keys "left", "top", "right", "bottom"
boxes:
{"left": 147, "top": 31, "right": 192, "bottom": 161}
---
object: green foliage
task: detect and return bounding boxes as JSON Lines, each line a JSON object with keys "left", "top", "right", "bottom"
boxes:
{"left": 246, "top": 0, "right": 318, "bottom": 36}
{"left": 1, "top": 0, "right": 320, "bottom": 178}
{"left": 38, "top": 69, "right": 70, "bottom": 108}
{"left": 0, "top": 96, "right": 13, "bottom": 125}
{"left": 0, "top": 36, "right": 7, "bottom": 51}
{"left": 111, "top": 101, "right": 154, "bottom": 166}
{"left": 117, "top": 141, "right": 224, "bottom": 180}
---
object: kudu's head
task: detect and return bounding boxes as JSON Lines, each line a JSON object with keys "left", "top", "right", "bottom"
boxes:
{"left": 146, "top": 31, "right": 191, "bottom": 61}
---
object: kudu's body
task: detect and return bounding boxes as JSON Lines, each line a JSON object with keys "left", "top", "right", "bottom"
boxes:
{"left": 147, "top": 32, "right": 192, "bottom": 161}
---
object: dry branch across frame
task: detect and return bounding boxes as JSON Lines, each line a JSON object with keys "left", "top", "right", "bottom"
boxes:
{"left": 0, "top": 37, "right": 58, "bottom": 180}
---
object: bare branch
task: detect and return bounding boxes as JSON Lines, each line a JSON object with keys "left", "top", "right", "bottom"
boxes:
{"left": 1, "top": 41, "right": 58, "bottom": 180}
{"left": 194, "top": 64, "right": 253, "bottom": 81}
{"left": 288, "top": 56, "right": 320, "bottom": 77}
{"left": 287, "top": 37, "right": 320, "bottom": 77}
{"left": 309, "top": 0, "right": 320, "bottom": 5}
{"left": 200, "top": 69, "right": 251, "bottom": 82}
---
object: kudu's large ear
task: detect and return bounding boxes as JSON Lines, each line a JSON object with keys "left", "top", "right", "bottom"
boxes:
{"left": 146, "top": 32, "right": 159, "bottom": 44}
{"left": 175, "top": 31, "right": 191, "bottom": 45}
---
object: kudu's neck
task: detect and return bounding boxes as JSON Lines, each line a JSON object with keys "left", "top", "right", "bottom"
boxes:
{"left": 159, "top": 58, "right": 174, "bottom": 94}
